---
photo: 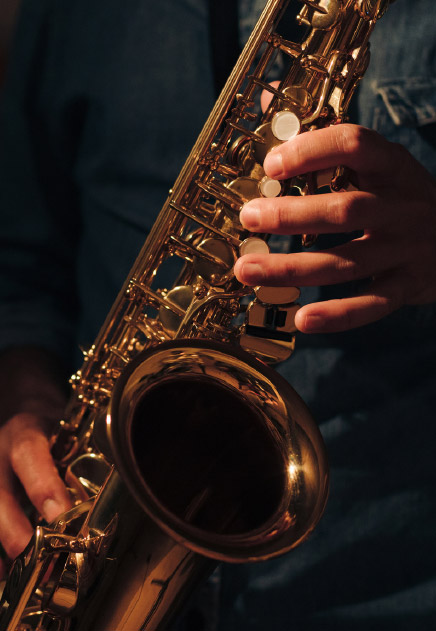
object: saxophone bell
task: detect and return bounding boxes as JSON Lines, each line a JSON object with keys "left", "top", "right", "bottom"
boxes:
{"left": 107, "top": 339, "right": 328, "bottom": 563}
{"left": 0, "top": 0, "right": 393, "bottom": 628}
{"left": 0, "top": 339, "right": 327, "bottom": 631}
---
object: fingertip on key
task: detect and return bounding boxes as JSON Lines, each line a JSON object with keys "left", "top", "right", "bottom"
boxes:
{"left": 42, "top": 497, "right": 67, "bottom": 523}
{"left": 240, "top": 203, "right": 261, "bottom": 230}
{"left": 264, "top": 150, "right": 284, "bottom": 178}
{"left": 234, "top": 258, "right": 264, "bottom": 285}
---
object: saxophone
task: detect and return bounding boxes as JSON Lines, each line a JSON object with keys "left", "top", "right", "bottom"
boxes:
{"left": 0, "top": 1, "right": 391, "bottom": 629}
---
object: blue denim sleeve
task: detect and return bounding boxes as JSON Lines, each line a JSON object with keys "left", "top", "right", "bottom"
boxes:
{"left": 0, "top": 0, "right": 80, "bottom": 364}
{"left": 357, "top": 0, "right": 436, "bottom": 177}
{"left": 218, "top": 3, "right": 436, "bottom": 630}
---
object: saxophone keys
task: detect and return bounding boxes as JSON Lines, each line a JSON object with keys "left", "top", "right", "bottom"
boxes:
{"left": 271, "top": 110, "right": 301, "bottom": 141}
{"left": 227, "top": 176, "right": 261, "bottom": 203}
{"left": 65, "top": 453, "right": 111, "bottom": 501}
{"left": 194, "top": 238, "right": 236, "bottom": 286}
{"left": 330, "top": 165, "right": 359, "bottom": 192}
{"left": 259, "top": 176, "right": 282, "bottom": 198}
{"left": 246, "top": 301, "right": 300, "bottom": 335}
{"left": 255, "top": 285, "right": 300, "bottom": 304}
{"left": 315, "top": 167, "right": 335, "bottom": 190}
{"left": 314, "top": 166, "right": 359, "bottom": 193}
{"left": 239, "top": 333, "right": 295, "bottom": 363}
{"left": 251, "top": 110, "right": 301, "bottom": 165}
{"left": 357, "top": 0, "right": 391, "bottom": 20}
{"left": 281, "top": 86, "right": 313, "bottom": 114}
{"left": 240, "top": 292, "right": 301, "bottom": 362}
{"left": 298, "top": 0, "right": 341, "bottom": 30}
{"left": 223, "top": 175, "right": 282, "bottom": 221}
{"left": 300, "top": 0, "right": 329, "bottom": 15}
{"left": 159, "top": 285, "right": 194, "bottom": 333}
{"left": 252, "top": 122, "right": 282, "bottom": 164}
{"left": 239, "top": 237, "right": 269, "bottom": 257}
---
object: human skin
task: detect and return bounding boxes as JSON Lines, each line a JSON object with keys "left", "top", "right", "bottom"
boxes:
{"left": 1, "top": 124, "right": 436, "bottom": 578}
{"left": 234, "top": 123, "right": 436, "bottom": 332}
{"left": 0, "top": 348, "right": 71, "bottom": 577}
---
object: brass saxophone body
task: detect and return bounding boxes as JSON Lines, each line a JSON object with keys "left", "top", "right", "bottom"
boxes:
{"left": 0, "top": 1, "right": 391, "bottom": 629}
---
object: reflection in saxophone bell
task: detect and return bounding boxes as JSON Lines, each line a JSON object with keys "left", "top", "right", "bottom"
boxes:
{"left": 0, "top": 1, "right": 392, "bottom": 629}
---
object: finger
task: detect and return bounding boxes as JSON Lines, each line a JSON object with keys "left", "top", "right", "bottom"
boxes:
{"left": 234, "top": 238, "right": 407, "bottom": 288}
{"left": 9, "top": 421, "right": 71, "bottom": 523}
{"left": 239, "top": 190, "right": 401, "bottom": 234}
{"left": 260, "top": 81, "right": 280, "bottom": 112}
{"left": 0, "top": 486, "right": 33, "bottom": 559}
{"left": 294, "top": 272, "right": 405, "bottom": 333}
{"left": 263, "top": 124, "right": 406, "bottom": 181}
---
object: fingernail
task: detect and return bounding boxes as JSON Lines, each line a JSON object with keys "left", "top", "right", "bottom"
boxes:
{"left": 302, "top": 314, "right": 325, "bottom": 333}
{"left": 239, "top": 261, "right": 264, "bottom": 284}
{"left": 240, "top": 203, "right": 261, "bottom": 230}
{"left": 42, "top": 498, "right": 65, "bottom": 522}
{"left": 264, "top": 151, "right": 284, "bottom": 178}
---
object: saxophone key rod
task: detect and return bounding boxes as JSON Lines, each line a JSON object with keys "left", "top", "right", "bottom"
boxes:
{"left": 1, "top": 2, "right": 393, "bottom": 630}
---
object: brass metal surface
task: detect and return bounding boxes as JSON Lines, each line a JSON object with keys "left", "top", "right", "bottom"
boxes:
{"left": 0, "top": 1, "right": 392, "bottom": 630}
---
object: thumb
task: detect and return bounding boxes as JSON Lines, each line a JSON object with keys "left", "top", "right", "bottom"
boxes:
{"left": 8, "top": 413, "right": 71, "bottom": 523}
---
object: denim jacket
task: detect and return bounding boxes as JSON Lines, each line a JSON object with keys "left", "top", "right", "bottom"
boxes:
{"left": 0, "top": 1, "right": 435, "bottom": 630}
{"left": 219, "top": 3, "right": 436, "bottom": 631}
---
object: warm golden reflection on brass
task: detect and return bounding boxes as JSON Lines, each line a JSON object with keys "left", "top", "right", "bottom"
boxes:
{"left": 107, "top": 340, "right": 328, "bottom": 562}
{"left": 0, "top": 1, "right": 392, "bottom": 630}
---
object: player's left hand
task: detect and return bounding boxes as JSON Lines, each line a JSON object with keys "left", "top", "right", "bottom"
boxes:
{"left": 234, "top": 124, "right": 436, "bottom": 333}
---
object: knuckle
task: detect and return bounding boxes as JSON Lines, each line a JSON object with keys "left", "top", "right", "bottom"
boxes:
{"left": 337, "top": 124, "right": 383, "bottom": 161}
{"left": 335, "top": 255, "right": 360, "bottom": 281}
{"left": 327, "top": 194, "right": 355, "bottom": 227}
{"left": 284, "top": 265, "right": 296, "bottom": 284}
{"left": 287, "top": 137, "right": 304, "bottom": 172}
{"left": 283, "top": 269, "right": 297, "bottom": 286}
{"left": 276, "top": 201, "right": 290, "bottom": 231}
{"left": 276, "top": 256, "right": 296, "bottom": 285}
{"left": 341, "top": 308, "right": 354, "bottom": 332}
{"left": 378, "top": 291, "right": 402, "bottom": 318}
{"left": 336, "top": 124, "right": 367, "bottom": 155}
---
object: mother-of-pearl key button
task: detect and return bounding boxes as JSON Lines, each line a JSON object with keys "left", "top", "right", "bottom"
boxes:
{"left": 239, "top": 237, "right": 270, "bottom": 256}
{"left": 255, "top": 285, "right": 300, "bottom": 305}
{"left": 271, "top": 110, "right": 301, "bottom": 141}
{"left": 259, "top": 176, "right": 282, "bottom": 198}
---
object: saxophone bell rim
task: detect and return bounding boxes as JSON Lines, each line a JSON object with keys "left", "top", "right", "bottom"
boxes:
{"left": 106, "top": 339, "right": 329, "bottom": 563}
